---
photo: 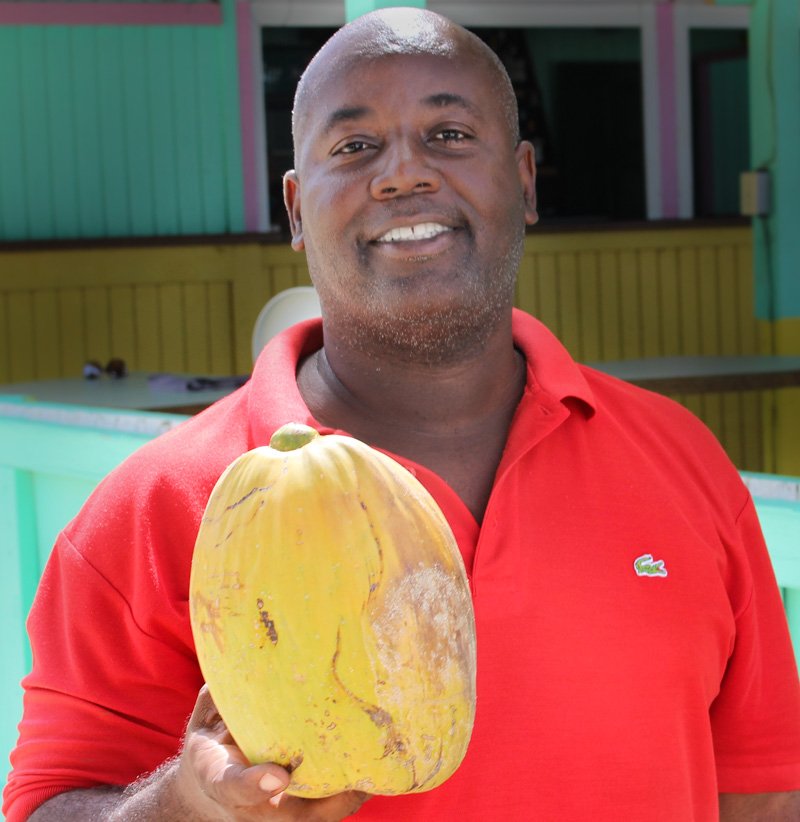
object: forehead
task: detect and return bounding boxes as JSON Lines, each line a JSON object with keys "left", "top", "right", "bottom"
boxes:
{"left": 318, "top": 54, "right": 495, "bottom": 112}
{"left": 297, "top": 51, "right": 496, "bottom": 138}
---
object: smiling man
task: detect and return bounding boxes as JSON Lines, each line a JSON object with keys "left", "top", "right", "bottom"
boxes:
{"left": 5, "top": 8, "right": 800, "bottom": 822}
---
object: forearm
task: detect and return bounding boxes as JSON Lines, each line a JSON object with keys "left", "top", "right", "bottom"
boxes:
{"left": 719, "top": 791, "right": 800, "bottom": 821}
{"left": 27, "top": 759, "right": 207, "bottom": 822}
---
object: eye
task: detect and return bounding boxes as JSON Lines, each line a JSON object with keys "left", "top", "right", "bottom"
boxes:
{"left": 333, "top": 139, "right": 373, "bottom": 156}
{"left": 433, "top": 128, "right": 472, "bottom": 145}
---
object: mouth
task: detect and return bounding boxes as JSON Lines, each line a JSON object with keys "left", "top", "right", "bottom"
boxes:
{"left": 373, "top": 222, "right": 455, "bottom": 244}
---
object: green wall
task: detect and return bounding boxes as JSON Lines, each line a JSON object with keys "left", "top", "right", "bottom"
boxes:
{"left": 0, "top": 2, "right": 244, "bottom": 241}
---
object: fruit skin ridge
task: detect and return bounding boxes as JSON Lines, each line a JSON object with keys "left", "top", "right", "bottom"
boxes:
{"left": 189, "top": 423, "right": 477, "bottom": 797}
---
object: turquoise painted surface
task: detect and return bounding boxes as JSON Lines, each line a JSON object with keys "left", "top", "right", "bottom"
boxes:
{"left": 0, "top": 1, "right": 244, "bottom": 241}
{"left": 742, "top": 470, "right": 800, "bottom": 667}
{"left": 749, "top": 0, "right": 800, "bottom": 319}
{"left": 0, "top": 400, "right": 187, "bottom": 786}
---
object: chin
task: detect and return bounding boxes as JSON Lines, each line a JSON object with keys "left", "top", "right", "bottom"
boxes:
{"left": 353, "top": 294, "right": 511, "bottom": 366}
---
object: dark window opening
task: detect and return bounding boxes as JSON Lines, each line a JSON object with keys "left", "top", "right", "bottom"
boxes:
{"left": 262, "top": 26, "right": 647, "bottom": 235}
{"left": 690, "top": 28, "right": 749, "bottom": 218}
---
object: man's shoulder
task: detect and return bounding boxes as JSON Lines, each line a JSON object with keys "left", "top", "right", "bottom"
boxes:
{"left": 578, "top": 364, "right": 747, "bottom": 505}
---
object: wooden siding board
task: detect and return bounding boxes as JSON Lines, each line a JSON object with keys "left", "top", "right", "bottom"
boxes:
{"left": 270, "top": 264, "right": 299, "bottom": 296}
{"left": 71, "top": 27, "right": 106, "bottom": 236}
{"left": 7, "top": 292, "right": 36, "bottom": 382}
{"left": 171, "top": 32, "right": 203, "bottom": 234}
{"left": 576, "top": 251, "right": 601, "bottom": 362}
{"left": 720, "top": 391, "right": 744, "bottom": 468}
{"left": 158, "top": 283, "right": 186, "bottom": 372}
{"left": 58, "top": 288, "right": 86, "bottom": 376}
{"left": 701, "top": 393, "right": 724, "bottom": 449}
{"left": 195, "top": 25, "right": 227, "bottom": 235}
{"left": 677, "top": 246, "right": 702, "bottom": 355}
{"left": 19, "top": 27, "right": 56, "bottom": 240}
{"left": 515, "top": 253, "right": 535, "bottom": 317}
{"left": 45, "top": 27, "right": 80, "bottom": 239}
{"left": 183, "top": 282, "right": 210, "bottom": 373}
{"left": 32, "top": 289, "right": 60, "bottom": 380}
{"left": 698, "top": 246, "right": 721, "bottom": 356}
{"left": 97, "top": 29, "right": 130, "bottom": 236}
{"left": 83, "top": 286, "right": 111, "bottom": 363}
{"left": 619, "top": 249, "right": 642, "bottom": 358}
{"left": 0, "top": 294, "right": 9, "bottom": 384}
{"left": 109, "top": 284, "right": 137, "bottom": 365}
{"left": 218, "top": 0, "right": 244, "bottom": 234}
{"left": 134, "top": 283, "right": 161, "bottom": 371}
{"left": 597, "top": 251, "right": 622, "bottom": 361}
{"left": 639, "top": 248, "right": 661, "bottom": 358}
{"left": 122, "top": 26, "right": 156, "bottom": 237}
{"left": 740, "top": 391, "right": 763, "bottom": 471}
{"left": 0, "top": 32, "right": 28, "bottom": 238}
{"left": 658, "top": 248, "right": 681, "bottom": 356}
{"left": 717, "top": 244, "right": 740, "bottom": 355}
{"left": 207, "top": 281, "right": 234, "bottom": 375}
{"left": 557, "top": 252, "right": 581, "bottom": 359}
{"left": 736, "top": 242, "right": 757, "bottom": 354}
{"left": 146, "top": 26, "right": 180, "bottom": 236}
{"left": 535, "top": 252, "right": 559, "bottom": 339}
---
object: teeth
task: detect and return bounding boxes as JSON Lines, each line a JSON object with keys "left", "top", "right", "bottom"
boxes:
{"left": 376, "top": 222, "right": 451, "bottom": 243}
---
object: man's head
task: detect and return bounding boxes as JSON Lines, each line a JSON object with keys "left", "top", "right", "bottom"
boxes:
{"left": 291, "top": 8, "right": 521, "bottom": 166}
{"left": 284, "top": 8, "right": 537, "bottom": 365}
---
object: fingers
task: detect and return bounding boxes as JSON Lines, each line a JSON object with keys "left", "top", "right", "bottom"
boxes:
{"left": 184, "top": 685, "right": 368, "bottom": 820}
{"left": 274, "top": 789, "right": 370, "bottom": 821}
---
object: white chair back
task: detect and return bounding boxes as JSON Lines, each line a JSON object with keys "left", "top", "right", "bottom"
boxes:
{"left": 251, "top": 286, "right": 321, "bottom": 363}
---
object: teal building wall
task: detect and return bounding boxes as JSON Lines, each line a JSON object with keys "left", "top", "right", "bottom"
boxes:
{"left": 0, "top": 1, "right": 245, "bottom": 241}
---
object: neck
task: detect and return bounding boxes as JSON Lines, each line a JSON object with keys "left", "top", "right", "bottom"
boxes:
{"left": 300, "top": 321, "right": 524, "bottom": 439}
{"left": 297, "top": 318, "right": 526, "bottom": 521}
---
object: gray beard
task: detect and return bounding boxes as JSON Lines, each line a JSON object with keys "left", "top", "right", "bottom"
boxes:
{"left": 324, "top": 232, "right": 523, "bottom": 367}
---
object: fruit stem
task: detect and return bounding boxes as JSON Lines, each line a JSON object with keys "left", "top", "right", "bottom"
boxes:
{"left": 270, "top": 422, "right": 321, "bottom": 452}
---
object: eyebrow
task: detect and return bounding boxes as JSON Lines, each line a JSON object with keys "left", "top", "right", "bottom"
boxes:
{"left": 421, "top": 92, "right": 479, "bottom": 116}
{"left": 321, "top": 92, "right": 479, "bottom": 136}
{"left": 322, "top": 106, "right": 372, "bottom": 136}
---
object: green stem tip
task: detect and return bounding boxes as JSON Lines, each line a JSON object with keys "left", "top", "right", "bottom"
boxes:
{"left": 269, "top": 422, "right": 321, "bottom": 452}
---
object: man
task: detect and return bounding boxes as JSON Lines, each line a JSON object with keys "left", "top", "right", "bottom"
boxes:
{"left": 5, "top": 8, "right": 800, "bottom": 821}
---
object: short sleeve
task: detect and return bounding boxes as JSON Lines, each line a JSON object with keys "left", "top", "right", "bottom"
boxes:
{"left": 711, "top": 495, "right": 800, "bottom": 793}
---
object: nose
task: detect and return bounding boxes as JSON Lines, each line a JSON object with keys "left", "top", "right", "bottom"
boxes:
{"left": 369, "top": 140, "right": 441, "bottom": 200}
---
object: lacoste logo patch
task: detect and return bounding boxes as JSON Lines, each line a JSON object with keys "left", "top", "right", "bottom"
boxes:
{"left": 634, "top": 553, "right": 668, "bottom": 578}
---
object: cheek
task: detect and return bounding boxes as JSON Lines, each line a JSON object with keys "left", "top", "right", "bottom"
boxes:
{"left": 300, "top": 181, "right": 356, "bottom": 246}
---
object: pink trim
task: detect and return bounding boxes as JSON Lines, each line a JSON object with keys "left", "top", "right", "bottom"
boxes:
{"left": 656, "top": 3, "right": 679, "bottom": 219}
{"left": 237, "top": 1, "right": 260, "bottom": 232}
{"left": 0, "top": 2, "right": 221, "bottom": 27}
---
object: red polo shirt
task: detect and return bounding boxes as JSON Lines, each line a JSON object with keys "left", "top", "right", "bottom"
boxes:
{"left": 5, "top": 310, "right": 800, "bottom": 821}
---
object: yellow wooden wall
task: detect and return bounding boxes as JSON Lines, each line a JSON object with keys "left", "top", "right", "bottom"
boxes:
{"left": 0, "top": 243, "right": 311, "bottom": 383}
{"left": 0, "top": 224, "right": 783, "bottom": 472}
{"left": 515, "top": 225, "right": 769, "bottom": 472}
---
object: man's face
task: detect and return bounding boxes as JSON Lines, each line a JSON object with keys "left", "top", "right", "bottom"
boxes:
{"left": 285, "top": 50, "right": 537, "bottom": 362}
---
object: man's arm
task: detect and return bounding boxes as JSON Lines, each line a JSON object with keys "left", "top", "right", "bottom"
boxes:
{"left": 26, "top": 687, "right": 368, "bottom": 822}
{"left": 719, "top": 791, "right": 800, "bottom": 821}
{"left": 28, "top": 787, "right": 123, "bottom": 821}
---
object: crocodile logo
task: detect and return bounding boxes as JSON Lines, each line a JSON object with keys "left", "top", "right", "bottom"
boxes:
{"left": 634, "top": 553, "right": 668, "bottom": 578}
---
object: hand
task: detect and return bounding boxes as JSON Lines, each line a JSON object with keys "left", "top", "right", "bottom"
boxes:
{"left": 176, "top": 685, "right": 370, "bottom": 821}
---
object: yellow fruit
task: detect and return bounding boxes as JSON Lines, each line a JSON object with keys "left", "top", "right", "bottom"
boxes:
{"left": 189, "top": 423, "right": 476, "bottom": 797}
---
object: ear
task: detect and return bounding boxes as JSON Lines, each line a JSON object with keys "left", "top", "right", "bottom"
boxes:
{"left": 515, "top": 141, "right": 538, "bottom": 226}
{"left": 283, "top": 170, "right": 305, "bottom": 251}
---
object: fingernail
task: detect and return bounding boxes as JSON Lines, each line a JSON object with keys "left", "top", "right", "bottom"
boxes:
{"left": 259, "top": 773, "right": 285, "bottom": 793}
{"left": 268, "top": 790, "right": 286, "bottom": 808}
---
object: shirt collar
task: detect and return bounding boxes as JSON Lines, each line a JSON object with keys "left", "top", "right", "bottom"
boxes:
{"left": 511, "top": 308, "right": 597, "bottom": 416}
{"left": 248, "top": 310, "right": 596, "bottom": 446}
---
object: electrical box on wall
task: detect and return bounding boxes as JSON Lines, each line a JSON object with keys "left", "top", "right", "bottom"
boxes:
{"left": 740, "top": 170, "right": 771, "bottom": 217}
